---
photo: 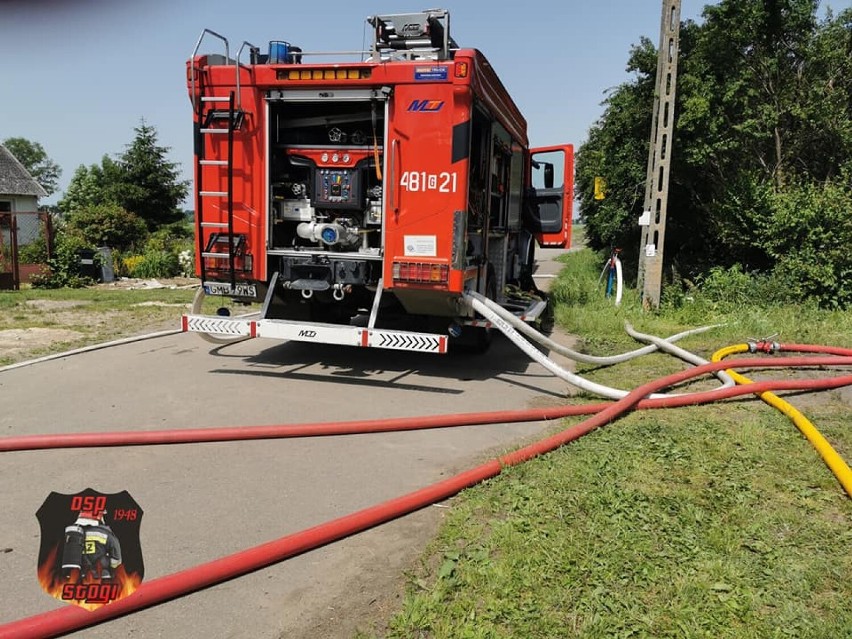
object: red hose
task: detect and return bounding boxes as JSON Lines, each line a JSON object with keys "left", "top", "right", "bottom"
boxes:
{"left": 2, "top": 367, "right": 851, "bottom": 453}
{"left": 0, "top": 463, "right": 502, "bottom": 639}
{"left": 778, "top": 343, "right": 852, "bottom": 356}
{"left": 2, "top": 354, "right": 849, "bottom": 638}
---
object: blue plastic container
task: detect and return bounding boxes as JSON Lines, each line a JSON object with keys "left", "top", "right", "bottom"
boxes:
{"left": 269, "top": 41, "right": 291, "bottom": 64}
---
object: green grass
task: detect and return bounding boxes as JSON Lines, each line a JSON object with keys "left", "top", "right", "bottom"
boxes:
{"left": 0, "top": 286, "right": 196, "bottom": 310}
{"left": 0, "top": 284, "right": 262, "bottom": 366}
{"left": 0, "top": 286, "right": 198, "bottom": 366}
{"left": 570, "top": 222, "right": 587, "bottom": 249}
{"left": 366, "top": 249, "right": 852, "bottom": 639}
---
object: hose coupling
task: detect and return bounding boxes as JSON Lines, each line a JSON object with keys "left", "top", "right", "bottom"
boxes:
{"left": 748, "top": 339, "right": 780, "bottom": 354}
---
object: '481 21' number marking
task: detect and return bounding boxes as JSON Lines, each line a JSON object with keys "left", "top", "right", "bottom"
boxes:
{"left": 399, "top": 171, "right": 458, "bottom": 193}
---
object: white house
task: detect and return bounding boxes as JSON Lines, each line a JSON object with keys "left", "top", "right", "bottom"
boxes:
{"left": 1, "top": 144, "right": 50, "bottom": 286}
{"left": 0, "top": 144, "right": 48, "bottom": 219}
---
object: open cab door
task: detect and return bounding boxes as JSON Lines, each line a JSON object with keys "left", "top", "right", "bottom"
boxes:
{"left": 525, "top": 145, "right": 574, "bottom": 248}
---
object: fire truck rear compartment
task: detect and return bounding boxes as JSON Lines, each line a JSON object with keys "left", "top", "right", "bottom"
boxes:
{"left": 267, "top": 99, "right": 384, "bottom": 258}
{"left": 264, "top": 96, "right": 409, "bottom": 324}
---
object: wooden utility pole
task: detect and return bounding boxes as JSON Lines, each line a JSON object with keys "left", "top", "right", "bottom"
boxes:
{"left": 637, "top": 0, "right": 681, "bottom": 308}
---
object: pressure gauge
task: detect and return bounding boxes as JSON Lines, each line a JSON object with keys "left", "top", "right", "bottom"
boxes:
{"left": 321, "top": 153, "right": 329, "bottom": 163}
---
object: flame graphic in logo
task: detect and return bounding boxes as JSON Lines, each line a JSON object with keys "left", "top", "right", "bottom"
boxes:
{"left": 37, "top": 544, "right": 143, "bottom": 611}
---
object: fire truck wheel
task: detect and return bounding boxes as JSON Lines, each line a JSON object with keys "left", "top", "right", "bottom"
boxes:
{"left": 470, "top": 324, "right": 493, "bottom": 353}
{"left": 191, "top": 287, "right": 252, "bottom": 344}
{"left": 452, "top": 320, "right": 493, "bottom": 354}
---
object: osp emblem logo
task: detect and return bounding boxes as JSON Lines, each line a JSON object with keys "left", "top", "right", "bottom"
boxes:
{"left": 36, "top": 488, "right": 145, "bottom": 610}
{"left": 408, "top": 99, "right": 445, "bottom": 112}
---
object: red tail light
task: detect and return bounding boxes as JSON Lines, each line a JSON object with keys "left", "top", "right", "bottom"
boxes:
{"left": 392, "top": 261, "right": 449, "bottom": 284}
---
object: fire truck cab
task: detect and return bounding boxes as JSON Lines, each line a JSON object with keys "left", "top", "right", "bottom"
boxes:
{"left": 184, "top": 9, "right": 573, "bottom": 354}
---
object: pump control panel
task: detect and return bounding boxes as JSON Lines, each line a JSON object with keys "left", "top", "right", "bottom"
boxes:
{"left": 314, "top": 168, "right": 362, "bottom": 210}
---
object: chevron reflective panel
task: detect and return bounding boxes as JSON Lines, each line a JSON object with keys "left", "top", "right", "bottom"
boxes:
{"left": 184, "top": 313, "right": 448, "bottom": 353}
{"left": 184, "top": 315, "right": 252, "bottom": 336}
{"left": 372, "top": 331, "right": 443, "bottom": 353}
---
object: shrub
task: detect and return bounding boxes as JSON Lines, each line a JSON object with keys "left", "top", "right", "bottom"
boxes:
{"left": 129, "top": 250, "right": 180, "bottom": 279}
{"left": 177, "top": 247, "right": 195, "bottom": 277}
{"left": 17, "top": 235, "right": 49, "bottom": 264}
{"left": 694, "top": 264, "right": 755, "bottom": 306}
{"left": 30, "top": 233, "right": 97, "bottom": 289}
{"left": 66, "top": 203, "right": 148, "bottom": 252}
{"left": 758, "top": 177, "right": 852, "bottom": 309}
{"left": 122, "top": 255, "right": 144, "bottom": 277}
{"left": 144, "top": 221, "right": 193, "bottom": 252}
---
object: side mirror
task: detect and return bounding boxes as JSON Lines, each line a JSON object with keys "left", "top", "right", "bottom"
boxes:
{"left": 544, "top": 163, "right": 554, "bottom": 189}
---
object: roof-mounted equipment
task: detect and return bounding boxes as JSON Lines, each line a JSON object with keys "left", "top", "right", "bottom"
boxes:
{"left": 368, "top": 9, "right": 456, "bottom": 61}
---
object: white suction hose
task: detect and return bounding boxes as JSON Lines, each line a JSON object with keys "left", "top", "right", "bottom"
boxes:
{"left": 614, "top": 256, "right": 623, "bottom": 306}
{"left": 465, "top": 291, "right": 721, "bottom": 365}
{"left": 624, "top": 322, "right": 735, "bottom": 388}
{"left": 466, "top": 293, "right": 672, "bottom": 400}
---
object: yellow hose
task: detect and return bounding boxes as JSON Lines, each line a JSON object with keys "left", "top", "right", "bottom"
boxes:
{"left": 712, "top": 344, "right": 852, "bottom": 497}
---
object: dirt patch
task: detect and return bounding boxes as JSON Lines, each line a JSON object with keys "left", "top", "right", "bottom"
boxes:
{"left": 24, "top": 300, "right": 88, "bottom": 311}
{"left": 278, "top": 507, "right": 445, "bottom": 639}
{"left": 0, "top": 327, "right": 84, "bottom": 358}
{"left": 96, "top": 277, "right": 199, "bottom": 290}
{"left": 527, "top": 394, "right": 574, "bottom": 409}
{"left": 132, "top": 301, "right": 193, "bottom": 308}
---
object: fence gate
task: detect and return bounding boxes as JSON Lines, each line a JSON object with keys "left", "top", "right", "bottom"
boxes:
{"left": 0, "top": 213, "right": 18, "bottom": 289}
{"left": 0, "top": 212, "right": 53, "bottom": 290}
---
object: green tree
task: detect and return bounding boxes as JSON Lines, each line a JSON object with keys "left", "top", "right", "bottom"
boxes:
{"left": 794, "top": 7, "right": 852, "bottom": 180}
{"left": 2, "top": 137, "right": 62, "bottom": 196}
{"left": 112, "top": 121, "right": 189, "bottom": 230}
{"left": 57, "top": 157, "right": 121, "bottom": 214}
{"left": 575, "top": 36, "right": 659, "bottom": 271}
{"left": 576, "top": 1, "right": 852, "bottom": 307}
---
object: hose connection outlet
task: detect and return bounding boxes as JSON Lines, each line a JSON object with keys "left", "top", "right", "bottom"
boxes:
{"left": 748, "top": 338, "right": 780, "bottom": 354}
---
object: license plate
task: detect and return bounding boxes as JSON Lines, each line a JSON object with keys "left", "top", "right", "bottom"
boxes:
{"left": 203, "top": 282, "right": 257, "bottom": 297}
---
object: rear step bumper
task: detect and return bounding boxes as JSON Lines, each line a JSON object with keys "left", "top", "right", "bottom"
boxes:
{"left": 182, "top": 315, "right": 449, "bottom": 354}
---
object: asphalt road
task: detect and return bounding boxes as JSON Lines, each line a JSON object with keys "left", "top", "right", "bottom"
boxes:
{"left": 0, "top": 249, "right": 575, "bottom": 638}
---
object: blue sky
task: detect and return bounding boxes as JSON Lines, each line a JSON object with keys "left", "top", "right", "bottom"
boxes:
{"left": 2, "top": 0, "right": 849, "bottom": 204}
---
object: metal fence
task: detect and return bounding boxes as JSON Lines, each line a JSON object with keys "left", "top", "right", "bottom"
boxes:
{"left": 0, "top": 212, "right": 53, "bottom": 290}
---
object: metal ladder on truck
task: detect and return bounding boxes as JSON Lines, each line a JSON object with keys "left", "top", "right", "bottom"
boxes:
{"left": 191, "top": 29, "right": 248, "bottom": 295}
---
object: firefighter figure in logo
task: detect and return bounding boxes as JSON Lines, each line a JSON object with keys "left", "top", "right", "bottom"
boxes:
{"left": 61, "top": 507, "right": 122, "bottom": 583}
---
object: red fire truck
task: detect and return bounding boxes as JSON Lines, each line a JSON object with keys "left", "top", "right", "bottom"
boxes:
{"left": 183, "top": 9, "right": 573, "bottom": 353}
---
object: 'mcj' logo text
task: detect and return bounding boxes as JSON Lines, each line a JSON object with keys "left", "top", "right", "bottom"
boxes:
{"left": 408, "top": 100, "right": 444, "bottom": 112}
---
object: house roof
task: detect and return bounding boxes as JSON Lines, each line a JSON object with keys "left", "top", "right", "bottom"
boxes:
{"left": 0, "top": 144, "right": 48, "bottom": 198}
